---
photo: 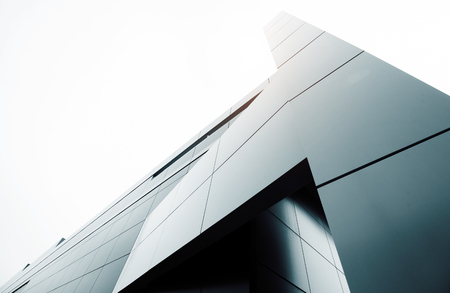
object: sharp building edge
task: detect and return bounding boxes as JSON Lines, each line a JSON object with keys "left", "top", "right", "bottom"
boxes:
{"left": 3, "top": 12, "right": 450, "bottom": 293}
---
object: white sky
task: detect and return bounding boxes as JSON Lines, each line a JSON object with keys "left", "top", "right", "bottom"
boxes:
{"left": 1, "top": 0, "right": 449, "bottom": 287}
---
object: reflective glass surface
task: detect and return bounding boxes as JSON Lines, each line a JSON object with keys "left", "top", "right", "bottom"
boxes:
{"left": 271, "top": 23, "right": 323, "bottom": 67}
{"left": 203, "top": 105, "right": 306, "bottom": 231}
{"left": 267, "top": 16, "right": 305, "bottom": 50}
{"left": 302, "top": 240, "right": 342, "bottom": 293}
{"left": 319, "top": 131, "right": 450, "bottom": 293}
{"left": 289, "top": 51, "right": 450, "bottom": 185}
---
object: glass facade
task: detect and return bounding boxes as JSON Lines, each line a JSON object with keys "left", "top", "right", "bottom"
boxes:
{"left": 2, "top": 11, "right": 450, "bottom": 293}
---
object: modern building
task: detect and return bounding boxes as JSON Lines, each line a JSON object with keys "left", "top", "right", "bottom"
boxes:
{"left": 2, "top": 12, "right": 450, "bottom": 293}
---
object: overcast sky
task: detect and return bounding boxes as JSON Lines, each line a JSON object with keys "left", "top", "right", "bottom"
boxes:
{"left": 1, "top": 0, "right": 449, "bottom": 287}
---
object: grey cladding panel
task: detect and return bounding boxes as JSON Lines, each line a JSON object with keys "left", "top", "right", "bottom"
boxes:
{"left": 203, "top": 105, "right": 306, "bottom": 231}
{"left": 289, "top": 52, "right": 450, "bottom": 185}
{"left": 319, "top": 131, "right": 450, "bottom": 293}
{"left": 271, "top": 23, "right": 323, "bottom": 67}
{"left": 265, "top": 13, "right": 293, "bottom": 39}
{"left": 267, "top": 17, "right": 305, "bottom": 50}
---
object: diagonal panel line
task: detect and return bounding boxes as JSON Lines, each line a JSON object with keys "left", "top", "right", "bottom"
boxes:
{"left": 316, "top": 126, "right": 450, "bottom": 189}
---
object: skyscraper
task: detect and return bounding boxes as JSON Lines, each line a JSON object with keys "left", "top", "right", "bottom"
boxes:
{"left": 2, "top": 12, "right": 450, "bottom": 293}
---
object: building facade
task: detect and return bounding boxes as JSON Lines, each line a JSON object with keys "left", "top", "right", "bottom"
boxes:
{"left": 2, "top": 12, "right": 450, "bottom": 293}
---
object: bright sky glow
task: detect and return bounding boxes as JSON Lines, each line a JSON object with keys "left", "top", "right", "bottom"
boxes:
{"left": 1, "top": 0, "right": 449, "bottom": 286}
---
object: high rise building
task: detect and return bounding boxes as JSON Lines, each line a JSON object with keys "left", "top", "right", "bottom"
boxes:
{"left": 2, "top": 12, "right": 450, "bottom": 293}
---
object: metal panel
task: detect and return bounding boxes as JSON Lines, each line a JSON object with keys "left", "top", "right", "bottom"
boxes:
{"left": 271, "top": 23, "right": 323, "bottom": 67}
{"left": 267, "top": 17, "right": 305, "bottom": 50}
{"left": 203, "top": 105, "right": 306, "bottom": 231}
{"left": 319, "top": 131, "right": 450, "bottom": 293}
{"left": 289, "top": 51, "right": 450, "bottom": 185}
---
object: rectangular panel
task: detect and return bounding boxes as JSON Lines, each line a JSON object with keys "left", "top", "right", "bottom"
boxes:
{"left": 137, "top": 180, "right": 181, "bottom": 242}
{"left": 122, "top": 196, "right": 154, "bottom": 231}
{"left": 268, "top": 195, "right": 299, "bottom": 234}
{"left": 325, "top": 230, "right": 344, "bottom": 273}
{"left": 215, "top": 33, "right": 361, "bottom": 169}
{"left": 255, "top": 211, "right": 308, "bottom": 291}
{"left": 289, "top": 52, "right": 450, "bottom": 185}
{"left": 106, "top": 222, "right": 143, "bottom": 263}
{"left": 103, "top": 212, "right": 132, "bottom": 243}
{"left": 72, "top": 268, "right": 101, "bottom": 293}
{"left": 302, "top": 240, "right": 343, "bottom": 293}
{"left": 70, "top": 250, "right": 97, "bottom": 281}
{"left": 267, "top": 17, "right": 305, "bottom": 50}
{"left": 151, "top": 178, "right": 210, "bottom": 267}
{"left": 84, "top": 225, "right": 112, "bottom": 254}
{"left": 86, "top": 237, "right": 118, "bottom": 272}
{"left": 293, "top": 197, "right": 334, "bottom": 263}
{"left": 265, "top": 13, "right": 294, "bottom": 39}
{"left": 89, "top": 256, "right": 128, "bottom": 293}
{"left": 271, "top": 23, "right": 323, "bottom": 67}
{"left": 60, "top": 277, "right": 81, "bottom": 293}
{"left": 112, "top": 224, "right": 165, "bottom": 293}
{"left": 203, "top": 105, "right": 306, "bottom": 231}
{"left": 171, "top": 141, "right": 219, "bottom": 211}
{"left": 318, "top": 131, "right": 450, "bottom": 293}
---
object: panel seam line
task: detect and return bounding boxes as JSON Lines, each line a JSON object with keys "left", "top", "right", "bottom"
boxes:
{"left": 317, "top": 126, "right": 450, "bottom": 189}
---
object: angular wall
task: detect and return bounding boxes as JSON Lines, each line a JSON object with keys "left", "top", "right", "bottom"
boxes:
{"left": 2, "top": 12, "right": 450, "bottom": 293}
